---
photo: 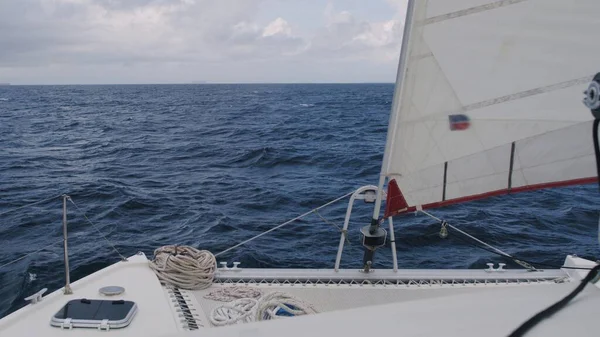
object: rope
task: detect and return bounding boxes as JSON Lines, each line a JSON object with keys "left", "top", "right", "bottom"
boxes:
{"left": 68, "top": 197, "right": 128, "bottom": 261}
{"left": 209, "top": 291, "right": 318, "bottom": 326}
{"left": 0, "top": 194, "right": 62, "bottom": 218}
{"left": 419, "top": 209, "right": 537, "bottom": 270}
{"left": 209, "top": 298, "right": 258, "bottom": 326}
{"left": 149, "top": 245, "right": 216, "bottom": 290}
{"left": 204, "top": 286, "right": 262, "bottom": 302}
{"left": 509, "top": 264, "right": 600, "bottom": 337}
{"left": 215, "top": 191, "right": 354, "bottom": 257}
{"left": 593, "top": 119, "right": 600, "bottom": 244}
{"left": 255, "top": 291, "right": 318, "bottom": 321}
{"left": 0, "top": 239, "right": 64, "bottom": 270}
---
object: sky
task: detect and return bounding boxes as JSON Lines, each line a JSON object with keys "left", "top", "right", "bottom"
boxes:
{"left": 0, "top": 0, "right": 408, "bottom": 84}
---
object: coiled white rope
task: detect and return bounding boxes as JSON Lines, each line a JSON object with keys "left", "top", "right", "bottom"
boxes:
{"left": 204, "top": 286, "right": 262, "bottom": 302}
{"left": 209, "top": 290, "right": 318, "bottom": 326}
{"left": 209, "top": 298, "right": 258, "bottom": 326}
{"left": 149, "top": 245, "right": 216, "bottom": 290}
{"left": 255, "top": 291, "right": 318, "bottom": 321}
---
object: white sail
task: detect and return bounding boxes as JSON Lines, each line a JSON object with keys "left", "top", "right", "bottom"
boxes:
{"left": 383, "top": 0, "right": 600, "bottom": 214}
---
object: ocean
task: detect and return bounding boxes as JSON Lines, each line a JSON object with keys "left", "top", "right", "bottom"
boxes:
{"left": 0, "top": 84, "right": 598, "bottom": 318}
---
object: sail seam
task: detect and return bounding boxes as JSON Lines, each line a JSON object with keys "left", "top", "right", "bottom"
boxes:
{"left": 463, "top": 76, "right": 593, "bottom": 113}
{"left": 423, "top": 0, "right": 530, "bottom": 25}
{"left": 398, "top": 76, "right": 592, "bottom": 126}
{"left": 410, "top": 52, "right": 434, "bottom": 61}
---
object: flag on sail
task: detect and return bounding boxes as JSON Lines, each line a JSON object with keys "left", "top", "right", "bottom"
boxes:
{"left": 380, "top": 0, "right": 599, "bottom": 216}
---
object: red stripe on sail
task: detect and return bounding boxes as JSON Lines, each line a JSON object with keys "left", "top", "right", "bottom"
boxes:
{"left": 384, "top": 179, "right": 409, "bottom": 218}
{"left": 396, "top": 177, "right": 598, "bottom": 215}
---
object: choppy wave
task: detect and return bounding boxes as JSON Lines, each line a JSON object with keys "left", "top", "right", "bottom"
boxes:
{"left": 0, "top": 83, "right": 598, "bottom": 318}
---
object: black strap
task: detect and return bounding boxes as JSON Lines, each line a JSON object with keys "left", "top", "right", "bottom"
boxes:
{"left": 442, "top": 161, "right": 448, "bottom": 201}
{"left": 508, "top": 265, "right": 600, "bottom": 337}
{"left": 509, "top": 117, "right": 600, "bottom": 337}
{"left": 508, "top": 142, "right": 516, "bottom": 192}
{"left": 594, "top": 119, "right": 600, "bottom": 191}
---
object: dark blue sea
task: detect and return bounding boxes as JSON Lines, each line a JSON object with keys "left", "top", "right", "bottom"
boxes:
{"left": 0, "top": 84, "right": 598, "bottom": 318}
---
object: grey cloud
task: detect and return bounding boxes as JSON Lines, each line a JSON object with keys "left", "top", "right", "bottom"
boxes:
{"left": 0, "top": 0, "right": 403, "bottom": 83}
{"left": 92, "top": 0, "right": 185, "bottom": 10}
{"left": 0, "top": 1, "right": 98, "bottom": 66}
{"left": 0, "top": 0, "right": 267, "bottom": 66}
{"left": 306, "top": 10, "right": 403, "bottom": 61}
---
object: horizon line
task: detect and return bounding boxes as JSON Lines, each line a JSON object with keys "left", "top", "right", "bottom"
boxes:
{"left": 0, "top": 82, "right": 395, "bottom": 86}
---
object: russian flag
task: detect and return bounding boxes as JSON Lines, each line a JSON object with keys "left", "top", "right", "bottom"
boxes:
{"left": 448, "top": 114, "right": 471, "bottom": 131}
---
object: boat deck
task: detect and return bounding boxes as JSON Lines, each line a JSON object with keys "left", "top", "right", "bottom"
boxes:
{"left": 0, "top": 253, "right": 596, "bottom": 336}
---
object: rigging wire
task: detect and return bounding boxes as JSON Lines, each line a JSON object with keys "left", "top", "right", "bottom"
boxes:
{"left": 0, "top": 240, "right": 64, "bottom": 270}
{"left": 0, "top": 193, "right": 129, "bottom": 270}
{"left": 420, "top": 209, "right": 536, "bottom": 270}
{"left": 419, "top": 209, "right": 596, "bottom": 271}
{"left": 419, "top": 208, "right": 599, "bottom": 335}
{"left": 215, "top": 191, "right": 354, "bottom": 257}
{"left": 68, "top": 197, "right": 128, "bottom": 261}
{"left": 313, "top": 209, "right": 350, "bottom": 244}
{"left": 0, "top": 194, "right": 62, "bottom": 218}
{"left": 448, "top": 229, "right": 594, "bottom": 271}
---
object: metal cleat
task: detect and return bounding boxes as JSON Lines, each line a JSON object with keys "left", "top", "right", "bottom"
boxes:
{"left": 231, "top": 262, "right": 242, "bottom": 271}
{"left": 24, "top": 288, "right": 47, "bottom": 305}
{"left": 485, "top": 263, "right": 507, "bottom": 272}
{"left": 219, "top": 262, "right": 229, "bottom": 270}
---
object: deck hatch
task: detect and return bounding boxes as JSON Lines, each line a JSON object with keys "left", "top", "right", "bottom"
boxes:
{"left": 50, "top": 299, "right": 137, "bottom": 330}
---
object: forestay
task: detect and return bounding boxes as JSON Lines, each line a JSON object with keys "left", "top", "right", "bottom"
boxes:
{"left": 383, "top": 0, "right": 600, "bottom": 215}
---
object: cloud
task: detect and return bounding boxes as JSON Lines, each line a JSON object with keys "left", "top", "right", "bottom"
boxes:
{"left": 0, "top": 0, "right": 263, "bottom": 65}
{"left": 0, "top": 0, "right": 407, "bottom": 83}
{"left": 306, "top": 2, "right": 404, "bottom": 62}
{"left": 262, "top": 17, "right": 292, "bottom": 38}
{"left": 0, "top": 0, "right": 177, "bottom": 66}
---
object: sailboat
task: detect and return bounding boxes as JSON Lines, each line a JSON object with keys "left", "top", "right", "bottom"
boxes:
{"left": 1, "top": 0, "right": 600, "bottom": 335}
